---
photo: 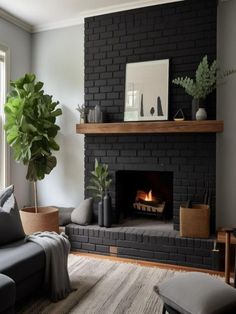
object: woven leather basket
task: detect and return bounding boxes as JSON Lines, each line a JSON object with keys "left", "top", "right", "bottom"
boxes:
{"left": 180, "top": 204, "right": 210, "bottom": 238}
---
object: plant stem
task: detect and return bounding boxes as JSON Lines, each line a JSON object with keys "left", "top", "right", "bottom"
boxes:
{"left": 33, "top": 181, "right": 38, "bottom": 213}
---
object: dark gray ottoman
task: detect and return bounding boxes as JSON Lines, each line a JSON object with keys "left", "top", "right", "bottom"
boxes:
{"left": 0, "top": 273, "right": 15, "bottom": 314}
{"left": 154, "top": 272, "right": 236, "bottom": 314}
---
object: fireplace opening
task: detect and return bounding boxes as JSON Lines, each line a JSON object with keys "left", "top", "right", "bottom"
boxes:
{"left": 116, "top": 170, "right": 173, "bottom": 221}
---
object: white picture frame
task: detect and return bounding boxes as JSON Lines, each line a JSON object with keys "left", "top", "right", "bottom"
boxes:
{"left": 124, "top": 59, "right": 169, "bottom": 121}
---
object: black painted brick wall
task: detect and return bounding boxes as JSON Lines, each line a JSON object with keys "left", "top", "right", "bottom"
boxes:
{"left": 84, "top": 0, "right": 217, "bottom": 231}
{"left": 85, "top": 134, "right": 216, "bottom": 231}
{"left": 85, "top": 0, "right": 217, "bottom": 121}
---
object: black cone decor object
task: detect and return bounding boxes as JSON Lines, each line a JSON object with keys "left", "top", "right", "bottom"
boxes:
{"left": 98, "top": 200, "right": 104, "bottom": 227}
{"left": 103, "top": 192, "right": 112, "bottom": 228}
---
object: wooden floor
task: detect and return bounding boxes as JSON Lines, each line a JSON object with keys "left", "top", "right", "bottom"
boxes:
{"left": 72, "top": 251, "right": 226, "bottom": 277}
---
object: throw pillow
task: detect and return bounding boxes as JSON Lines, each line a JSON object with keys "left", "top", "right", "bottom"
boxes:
{"left": 154, "top": 272, "right": 236, "bottom": 314}
{"left": 56, "top": 207, "right": 74, "bottom": 226}
{"left": 0, "top": 185, "right": 14, "bottom": 207}
{"left": 0, "top": 193, "right": 25, "bottom": 245}
{"left": 71, "top": 198, "right": 93, "bottom": 225}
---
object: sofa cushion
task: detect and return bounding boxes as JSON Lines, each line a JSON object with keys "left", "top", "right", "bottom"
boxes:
{"left": 0, "top": 274, "right": 15, "bottom": 313}
{"left": 154, "top": 272, "right": 236, "bottom": 314}
{"left": 0, "top": 193, "right": 25, "bottom": 245}
{"left": 0, "top": 185, "right": 14, "bottom": 206}
{"left": 0, "top": 239, "right": 45, "bottom": 284}
{"left": 71, "top": 198, "right": 93, "bottom": 225}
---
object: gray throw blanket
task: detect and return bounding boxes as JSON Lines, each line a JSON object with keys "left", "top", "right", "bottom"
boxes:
{"left": 25, "top": 231, "right": 72, "bottom": 302}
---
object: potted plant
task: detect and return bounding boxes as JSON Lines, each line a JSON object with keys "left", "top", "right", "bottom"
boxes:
{"left": 4, "top": 73, "right": 62, "bottom": 234}
{"left": 172, "top": 55, "right": 236, "bottom": 120}
{"left": 87, "top": 159, "right": 112, "bottom": 227}
{"left": 76, "top": 104, "right": 86, "bottom": 123}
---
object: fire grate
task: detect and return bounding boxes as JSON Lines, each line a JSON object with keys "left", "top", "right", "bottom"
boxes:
{"left": 133, "top": 190, "right": 166, "bottom": 217}
{"left": 133, "top": 201, "right": 165, "bottom": 214}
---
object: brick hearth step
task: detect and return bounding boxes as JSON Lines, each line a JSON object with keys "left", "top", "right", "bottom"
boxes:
{"left": 65, "top": 223, "right": 222, "bottom": 271}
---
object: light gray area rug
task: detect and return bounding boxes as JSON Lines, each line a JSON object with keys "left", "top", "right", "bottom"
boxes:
{"left": 19, "top": 254, "right": 180, "bottom": 314}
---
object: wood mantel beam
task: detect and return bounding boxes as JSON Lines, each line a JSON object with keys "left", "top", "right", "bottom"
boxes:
{"left": 76, "top": 120, "right": 224, "bottom": 134}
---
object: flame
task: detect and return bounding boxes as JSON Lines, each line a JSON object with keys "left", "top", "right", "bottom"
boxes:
{"left": 145, "top": 190, "right": 152, "bottom": 201}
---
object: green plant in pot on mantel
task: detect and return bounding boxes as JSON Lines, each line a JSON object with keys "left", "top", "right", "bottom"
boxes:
{"left": 172, "top": 55, "right": 236, "bottom": 120}
{"left": 87, "top": 159, "right": 112, "bottom": 228}
{"left": 4, "top": 73, "right": 62, "bottom": 234}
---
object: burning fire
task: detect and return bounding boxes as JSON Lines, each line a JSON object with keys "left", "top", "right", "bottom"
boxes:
{"left": 145, "top": 190, "right": 152, "bottom": 201}
{"left": 135, "top": 189, "right": 157, "bottom": 203}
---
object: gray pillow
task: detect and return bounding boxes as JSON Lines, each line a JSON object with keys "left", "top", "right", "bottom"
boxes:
{"left": 0, "top": 193, "right": 25, "bottom": 245}
{"left": 71, "top": 198, "right": 93, "bottom": 225}
{"left": 0, "top": 185, "right": 14, "bottom": 207}
{"left": 56, "top": 206, "right": 74, "bottom": 226}
{"left": 154, "top": 272, "right": 236, "bottom": 314}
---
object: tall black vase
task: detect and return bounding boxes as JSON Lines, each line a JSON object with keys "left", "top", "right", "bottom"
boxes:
{"left": 103, "top": 193, "right": 112, "bottom": 228}
{"left": 98, "top": 200, "right": 104, "bottom": 227}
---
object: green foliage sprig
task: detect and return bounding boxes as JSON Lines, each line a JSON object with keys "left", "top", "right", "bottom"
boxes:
{"left": 4, "top": 73, "right": 62, "bottom": 182}
{"left": 87, "top": 159, "right": 112, "bottom": 200}
{"left": 172, "top": 55, "right": 236, "bottom": 100}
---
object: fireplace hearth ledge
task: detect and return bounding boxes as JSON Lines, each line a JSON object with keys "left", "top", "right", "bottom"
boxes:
{"left": 65, "top": 223, "right": 222, "bottom": 271}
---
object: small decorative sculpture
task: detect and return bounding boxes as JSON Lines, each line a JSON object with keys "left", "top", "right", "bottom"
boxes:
{"left": 174, "top": 108, "right": 185, "bottom": 121}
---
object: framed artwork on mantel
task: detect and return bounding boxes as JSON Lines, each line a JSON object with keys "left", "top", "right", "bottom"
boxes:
{"left": 124, "top": 59, "right": 169, "bottom": 122}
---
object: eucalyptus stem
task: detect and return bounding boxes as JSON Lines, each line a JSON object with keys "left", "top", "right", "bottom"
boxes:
{"left": 33, "top": 181, "right": 38, "bottom": 213}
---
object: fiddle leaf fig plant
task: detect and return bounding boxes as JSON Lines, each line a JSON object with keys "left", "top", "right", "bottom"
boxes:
{"left": 87, "top": 159, "right": 112, "bottom": 200}
{"left": 4, "top": 73, "right": 62, "bottom": 212}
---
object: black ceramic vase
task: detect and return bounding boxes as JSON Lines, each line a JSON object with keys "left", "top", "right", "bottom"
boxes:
{"left": 98, "top": 200, "right": 104, "bottom": 227}
{"left": 103, "top": 193, "right": 112, "bottom": 228}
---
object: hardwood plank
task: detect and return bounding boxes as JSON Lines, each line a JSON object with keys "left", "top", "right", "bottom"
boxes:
{"left": 76, "top": 120, "right": 224, "bottom": 134}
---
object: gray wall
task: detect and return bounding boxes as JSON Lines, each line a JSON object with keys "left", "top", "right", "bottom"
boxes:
{"left": 31, "top": 25, "right": 84, "bottom": 207}
{"left": 0, "top": 17, "right": 31, "bottom": 208}
{"left": 217, "top": 0, "right": 236, "bottom": 228}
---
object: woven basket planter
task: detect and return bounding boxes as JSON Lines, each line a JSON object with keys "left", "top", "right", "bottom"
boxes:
{"left": 180, "top": 204, "right": 210, "bottom": 238}
{"left": 20, "top": 207, "right": 59, "bottom": 235}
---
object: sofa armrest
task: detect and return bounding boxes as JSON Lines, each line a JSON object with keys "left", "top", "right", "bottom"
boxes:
{"left": 0, "top": 274, "right": 15, "bottom": 313}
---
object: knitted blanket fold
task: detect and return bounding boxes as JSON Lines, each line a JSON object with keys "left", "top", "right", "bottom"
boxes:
{"left": 25, "top": 231, "right": 72, "bottom": 302}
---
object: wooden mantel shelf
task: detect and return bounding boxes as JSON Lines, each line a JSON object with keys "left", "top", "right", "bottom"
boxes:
{"left": 76, "top": 120, "right": 224, "bottom": 134}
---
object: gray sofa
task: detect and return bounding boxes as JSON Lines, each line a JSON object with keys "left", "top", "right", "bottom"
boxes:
{"left": 0, "top": 186, "right": 45, "bottom": 313}
{"left": 0, "top": 239, "right": 45, "bottom": 312}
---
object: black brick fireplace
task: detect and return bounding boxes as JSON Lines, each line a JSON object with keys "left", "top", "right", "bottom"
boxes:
{"left": 84, "top": 0, "right": 217, "bottom": 231}
{"left": 66, "top": 0, "right": 223, "bottom": 269}
{"left": 85, "top": 134, "right": 216, "bottom": 231}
